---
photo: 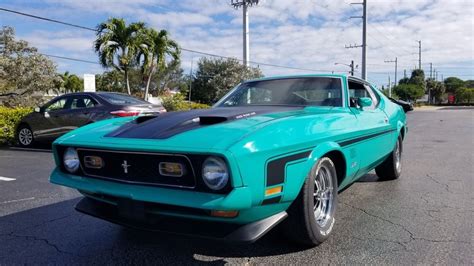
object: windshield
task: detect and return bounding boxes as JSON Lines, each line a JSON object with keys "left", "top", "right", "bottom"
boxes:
{"left": 99, "top": 93, "right": 149, "bottom": 105}
{"left": 216, "top": 77, "right": 343, "bottom": 107}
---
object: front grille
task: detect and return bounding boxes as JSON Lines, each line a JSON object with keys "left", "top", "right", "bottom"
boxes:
{"left": 77, "top": 148, "right": 196, "bottom": 189}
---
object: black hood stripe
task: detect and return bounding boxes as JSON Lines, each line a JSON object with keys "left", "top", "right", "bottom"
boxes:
{"left": 106, "top": 106, "right": 303, "bottom": 140}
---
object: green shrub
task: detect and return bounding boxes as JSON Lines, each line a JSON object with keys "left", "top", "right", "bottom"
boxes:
{"left": 0, "top": 107, "right": 32, "bottom": 145}
{"left": 162, "top": 93, "right": 209, "bottom": 111}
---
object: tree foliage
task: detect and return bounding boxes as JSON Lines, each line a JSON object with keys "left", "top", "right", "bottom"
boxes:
{"left": 138, "top": 28, "right": 180, "bottom": 100}
{"left": 464, "top": 80, "right": 474, "bottom": 88}
{"left": 393, "top": 69, "right": 426, "bottom": 102}
{"left": 455, "top": 88, "right": 474, "bottom": 103}
{"left": 191, "top": 58, "right": 263, "bottom": 104}
{"left": 94, "top": 18, "right": 146, "bottom": 95}
{"left": 53, "top": 71, "right": 83, "bottom": 95}
{"left": 0, "top": 26, "right": 59, "bottom": 107}
{"left": 426, "top": 78, "right": 445, "bottom": 104}
{"left": 443, "top": 77, "right": 465, "bottom": 94}
{"left": 392, "top": 84, "right": 424, "bottom": 102}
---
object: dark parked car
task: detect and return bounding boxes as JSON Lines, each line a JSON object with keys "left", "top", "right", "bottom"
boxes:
{"left": 389, "top": 97, "right": 413, "bottom": 112}
{"left": 17, "top": 92, "right": 165, "bottom": 147}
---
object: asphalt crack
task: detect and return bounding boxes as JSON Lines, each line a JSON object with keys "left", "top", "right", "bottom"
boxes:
{"left": 6, "top": 232, "right": 74, "bottom": 256}
{"left": 425, "top": 174, "right": 451, "bottom": 193}
{"left": 340, "top": 201, "right": 469, "bottom": 246}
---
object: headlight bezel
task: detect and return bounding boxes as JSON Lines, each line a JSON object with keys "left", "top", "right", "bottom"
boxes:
{"left": 63, "top": 147, "right": 80, "bottom": 173}
{"left": 201, "top": 156, "right": 230, "bottom": 191}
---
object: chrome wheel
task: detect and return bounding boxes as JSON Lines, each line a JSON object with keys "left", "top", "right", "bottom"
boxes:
{"left": 18, "top": 128, "right": 33, "bottom": 146}
{"left": 394, "top": 140, "right": 401, "bottom": 173}
{"left": 313, "top": 163, "right": 335, "bottom": 227}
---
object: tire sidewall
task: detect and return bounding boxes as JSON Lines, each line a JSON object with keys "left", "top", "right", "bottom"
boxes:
{"left": 392, "top": 136, "right": 403, "bottom": 177}
{"left": 304, "top": 157, "right": 338, "bottom": 242}
{"left": 17, "top": 125, "right": 34, "bottom": 147}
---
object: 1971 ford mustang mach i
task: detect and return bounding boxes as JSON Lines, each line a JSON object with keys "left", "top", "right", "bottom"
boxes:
{"left": 50, "top": 74, "right": 407, "bottom": 246}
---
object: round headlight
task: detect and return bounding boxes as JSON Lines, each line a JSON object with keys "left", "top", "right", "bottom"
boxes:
{"left": 202, "top": 157, "right": 229, "bottom": 190}
{"left": 63, "top": 147, "right": 80, "bottom": 173}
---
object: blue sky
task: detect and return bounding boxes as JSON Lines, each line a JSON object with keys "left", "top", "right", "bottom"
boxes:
{"left": 1, "top": 0, "right": 473, "bottom": 88}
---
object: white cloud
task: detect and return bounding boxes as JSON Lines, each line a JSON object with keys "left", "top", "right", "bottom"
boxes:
{"left": 5, "top": 0, "right": 473, "bottom": 87}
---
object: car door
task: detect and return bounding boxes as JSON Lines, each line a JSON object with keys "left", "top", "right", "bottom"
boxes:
{"left": 66, "top": 95, "right": 100, "bottom": 128}
{"left": 34, "top": 97, "right": 70, "bottom": 139}
{"left": 348, "top": 80, "right": 393, "bottom": 172}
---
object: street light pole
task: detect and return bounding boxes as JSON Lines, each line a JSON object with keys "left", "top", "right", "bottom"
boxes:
{"left": 334, "top": 61, "right": 356, "bottom": 76}
{"left": 243, "top": 4, "right": 249, "bottom": 67}
{"left": 231, "top": 0, "right": 259, "bottom": 68}
{"left": 362, "top": 0, "right": 367, "bottom": 80}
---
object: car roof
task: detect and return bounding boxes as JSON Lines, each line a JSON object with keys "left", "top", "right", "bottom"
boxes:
{"left": 244, "top": 74, "right": 373, "bottom": 86}
{"left": 245, "top": 74, "right": 347, "bottom": 83}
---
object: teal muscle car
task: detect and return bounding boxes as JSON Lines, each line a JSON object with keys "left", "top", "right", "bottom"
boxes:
{"left": 50, "top": 74, "right": 407, "bottom": 246}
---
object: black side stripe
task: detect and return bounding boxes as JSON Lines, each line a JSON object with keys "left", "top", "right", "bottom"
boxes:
{"left": 337, "top": 129, "right": 395, "bottom": 147}
{"left": 266, "top": 150, "right": 312, "bottom": 187}
{"left": 262, "top": 196, "right": 282, "bottom": 205}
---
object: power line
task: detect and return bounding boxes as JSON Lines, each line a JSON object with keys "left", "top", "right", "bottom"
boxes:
{"left": 0, "top": 7, "right": 97, "bottom": 32}
{"left": 41, "top": 53, "right": 101, "bottom": 65}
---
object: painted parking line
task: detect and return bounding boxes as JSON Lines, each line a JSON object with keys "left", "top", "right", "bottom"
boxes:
{"left": 0, "top": 176, "right": 16, "bottom": 181}
{"left": 0, "top": 197, "right": 35, "bottom": 205}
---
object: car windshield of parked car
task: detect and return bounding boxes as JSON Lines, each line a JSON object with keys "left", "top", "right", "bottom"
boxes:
{"left": 216, "top": 77, "right": 343, "bottom": 107}
{"left": 99, "top": 93, "right": 148, "bottom": 105}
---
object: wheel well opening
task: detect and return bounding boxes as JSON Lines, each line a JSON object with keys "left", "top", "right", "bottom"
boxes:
{"left": 325, "top": 150, "right": 346, "bottom": 187}
{"left": 400, "top": 126, "right": 405, "bottom": 140}
{"left": 17, "top": 122, "right": 28, "bottom": 132}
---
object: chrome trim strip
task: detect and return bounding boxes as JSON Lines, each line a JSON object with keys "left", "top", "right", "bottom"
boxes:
{"left": 75, "top": 148, "right": 197, "bottom": 189}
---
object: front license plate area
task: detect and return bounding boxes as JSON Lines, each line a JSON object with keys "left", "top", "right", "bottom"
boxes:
{"left": 117, "top": 199, "right": 146, "bottom": 221}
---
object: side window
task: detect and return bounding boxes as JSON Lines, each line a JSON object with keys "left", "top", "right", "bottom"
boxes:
{"left": 348, "top": 81, "right": 377, "bottom": 110}
{"left": 364, "top": 84, "right": 379, "bottom": 107}
{"left": 44, "top": 98, "right": 67, "bottom": 112}
{"left": 71, "top": 96, "right": 97, "bottom": 109}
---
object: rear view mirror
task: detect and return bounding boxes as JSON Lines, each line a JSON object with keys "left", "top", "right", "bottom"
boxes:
{"left": 358, "top": 97, "right": 373, "bottom": 108}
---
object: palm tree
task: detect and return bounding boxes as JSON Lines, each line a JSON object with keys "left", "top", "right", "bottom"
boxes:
{"left": 94, "top": 18, "right": 145, "bottom": 95}
{"left": 139, "top": 28, "right": 180, "bottom": 100}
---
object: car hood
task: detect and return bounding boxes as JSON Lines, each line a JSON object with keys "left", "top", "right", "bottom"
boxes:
{"left": 55, "top": 106, "right": 339, "bottom": 152}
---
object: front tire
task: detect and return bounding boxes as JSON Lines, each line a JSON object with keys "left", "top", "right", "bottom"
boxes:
{"left": 283, "top": 157, "right": 338, "bottom": 246}
{"left": 375, "top": 135, "right": 402, "bottom": 180}
{"left": 17, "top": 124, "right": 34, "bottom": 147}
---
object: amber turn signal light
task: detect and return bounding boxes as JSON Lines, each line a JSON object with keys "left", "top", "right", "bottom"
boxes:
{"left": 265, "top": 186, "right": 282, "bottom": 196}
{"left": 210, "top": 210, "right": 239, "bottom": 218}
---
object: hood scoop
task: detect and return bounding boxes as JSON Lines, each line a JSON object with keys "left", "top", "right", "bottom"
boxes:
{"left": 135, "top": 115, "right": 158, "bottom": 124}
{"left": 107, "top": 106, "right": 304, "bottom": 140}
{"left": 198, "top": 116, "right": 228, "bottom": 125}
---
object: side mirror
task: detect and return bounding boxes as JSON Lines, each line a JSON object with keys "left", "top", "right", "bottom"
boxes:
{"left": 358, "top": 97, "right": 373, "bottom": 108}
{"left": 34, "top": 107, "right": 41, "bottom": 113}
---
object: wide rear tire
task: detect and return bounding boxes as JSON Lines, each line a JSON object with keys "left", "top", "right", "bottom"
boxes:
{"left": 375, "top": 135, "right": 402, "bottom": 180}
{"left": 283, "top": 157, "right": 338, "bottom": 246}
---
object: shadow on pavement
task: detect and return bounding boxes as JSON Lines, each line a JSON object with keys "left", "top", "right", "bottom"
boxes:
{"left": 0, "top": 198, "right": 310, "bottom": 264}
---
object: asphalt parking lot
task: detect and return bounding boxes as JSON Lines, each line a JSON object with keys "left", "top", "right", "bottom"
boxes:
{"left": 0, "top": 108, "right": 472, "bottom": 265}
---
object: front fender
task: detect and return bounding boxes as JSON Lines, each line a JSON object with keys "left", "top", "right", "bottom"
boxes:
{"left": 281, "top": 141, "right": 347, "bottom": 203}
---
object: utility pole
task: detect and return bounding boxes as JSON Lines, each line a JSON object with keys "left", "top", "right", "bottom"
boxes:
{"left": 350, "top": 60, "right": 355, "bottom": 76}
{"left": 346, "top": 0, "right": 367, "bottom": 80}
{"left": 188, "top": 57, "right": 194, "bottom": 101}
{"left": 434, "top": 69, "right": 438, "bottom": 81}
{"left": 231, "top": 0, "right": 259, "bottom": 67}
{"left": 417, "top": 40, "right": 422, "bottom": 69}
{"left": 388, "top": 75, "right": 391, "bottom": 97}
{"left": 334, "top": 61, "right": 356, "bottom": 76}
{"left": 404, "top": 69, "right": 407, "bottom": 79}
{"left": 385, "top": 57, "right": 398, "bottom": 87}
{"left": 429, "top": 63, "right": 433, "bottom": 79}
